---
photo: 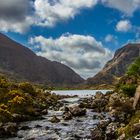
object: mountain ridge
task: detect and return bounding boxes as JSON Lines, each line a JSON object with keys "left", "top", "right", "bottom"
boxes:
{"left": 87, "top": 43, "right": 140, "bottom": 87}
{"left": 0, "top": 33, "right": 84, "bottom": 86}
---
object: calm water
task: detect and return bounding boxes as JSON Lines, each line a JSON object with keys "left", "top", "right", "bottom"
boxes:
{"left": 52, "top": 90, "right": 111, "bottom": 97}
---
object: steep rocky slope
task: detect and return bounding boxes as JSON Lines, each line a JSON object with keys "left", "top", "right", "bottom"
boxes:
{"left": 87, "top": 43, "right": 140, "bottom": 86}
{"left": 0, "top": 33, "right": 84, "bottom": 86}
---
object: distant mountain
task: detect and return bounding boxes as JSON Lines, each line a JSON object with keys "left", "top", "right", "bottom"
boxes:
{"left": 0, "top": 33, "right": 84, "bottom": 86}
{"left": 87, "top": 43, "right": 140, "bottom": 87}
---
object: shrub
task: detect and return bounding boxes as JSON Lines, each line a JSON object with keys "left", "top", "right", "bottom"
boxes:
{"left": 18, "top": 82, "right": 35, "bottom": 96}
{"left": 120, "top": 84, "right": 136, "bottom": 97}
{"left": 127, "top": 56, "right": 140, "bottom": 78}
{"left": 8, "top": 90, "right": 25, "bottom": 99}
{"left": 0, "top": 107, "right": 12, "bottom": 122}
{"left": 0, "top": 77, "right": 9, "bottom": 88}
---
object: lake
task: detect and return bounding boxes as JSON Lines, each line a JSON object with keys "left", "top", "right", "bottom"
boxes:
{"left": 52, "top": 90, "right": 112, "bottom": 97}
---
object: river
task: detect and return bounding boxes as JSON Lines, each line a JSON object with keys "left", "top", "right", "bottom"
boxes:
{"left": 6, "top": 90, "right": 111, "bottom": 140}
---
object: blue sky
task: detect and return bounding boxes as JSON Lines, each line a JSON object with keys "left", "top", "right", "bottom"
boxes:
{"left": 1, "top": 0, "right": 140, "bottom": 78}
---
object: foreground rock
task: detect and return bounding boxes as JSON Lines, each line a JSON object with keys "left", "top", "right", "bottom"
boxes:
{"left": 49, "top": 115, "right": 60, "bottom": 123}
{"left": 63, "top": 112, "right": 73, "bottom": 120}
{"left": 0, "top": 122, "right": 18, "bottom": 138}
{"left": 69, "top": 105, "right": 86, "bottom": 116}
{"left": 79, "top": 92, "right": 109, "bottom": 112}
{"left": 91, "top": 122, "right": 119, "bottom": 140}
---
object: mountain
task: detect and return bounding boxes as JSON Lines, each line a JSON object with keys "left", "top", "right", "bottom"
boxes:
{"left": 87, "top": 43, "right": 140, "bottom": 87}
{"left": 0, "top": 33, "right": 84, "bottom": 86}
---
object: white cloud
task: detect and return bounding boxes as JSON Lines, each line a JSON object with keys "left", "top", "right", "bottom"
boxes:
{"left": 29, "top": 34, "right": 113, "bottom": 78}
{"left": 1, "top": 0, "right": 140, "bottom": 33}
{"left": 102, "top": 0, "right": 140, "bottom": 16}
{"left": 105, "top": 34, "right": 114, "bottom": 42}
{"left": 0, "top": 0, "right": 98, "bottom": 33}
{"left": 0, "top": 16, "right": 33, "bottom": 33}
{"left": 105, "top": 34, "right": 118, "bottom": 46}
{"left": 34, "top": 0, "right": 98, "bottom": 27}
{"left": 116, "top": 20, "right": 132, "bottom": 32}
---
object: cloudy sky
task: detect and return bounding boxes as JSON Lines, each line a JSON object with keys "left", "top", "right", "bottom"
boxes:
{"left": 1, "top": 0, "right": 140, "bottom": 78}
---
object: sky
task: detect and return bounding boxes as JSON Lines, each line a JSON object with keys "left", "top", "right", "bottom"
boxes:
{"left": 1, "top": 0, "right": 140, "bottom": 79}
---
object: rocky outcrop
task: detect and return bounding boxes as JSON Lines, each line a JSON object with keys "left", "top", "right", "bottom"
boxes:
{"left": 0, "top": 122, "right": 18, "bottom": 138}
{"left": 0, "top": 33, "right": 84, "bottom": 86}
{"left": 87, "top": 43, "right": 140, "bottom": 86}
{"left": 133, "top": 85, "right": 140, "bottom": 110}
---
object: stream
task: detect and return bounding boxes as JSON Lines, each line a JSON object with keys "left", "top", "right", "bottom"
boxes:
{"left": 6, "top": 90, "right": 111, "bottom": 140}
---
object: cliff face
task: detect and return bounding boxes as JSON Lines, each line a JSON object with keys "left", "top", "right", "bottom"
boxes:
{"left": 0, "top": 33, "right": 84, "bottom": 86}
{"left": 87, "top": 44, "right": 140, "bottom": 86}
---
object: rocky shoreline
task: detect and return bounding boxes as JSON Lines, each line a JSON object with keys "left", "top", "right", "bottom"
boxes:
{"left": 1, "top": 90, "right": 139, "bottom": 140}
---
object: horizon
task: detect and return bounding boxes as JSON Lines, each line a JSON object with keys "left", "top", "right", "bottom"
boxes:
{"left": 1, "top": 0, "right": 140, "bottom": 78}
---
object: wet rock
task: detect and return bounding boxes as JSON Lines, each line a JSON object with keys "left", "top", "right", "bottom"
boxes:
{"left": 68, "top": 105, "right": 86, "bottom": 116}
{"left": 105, "top": 122, "right": 118, "bottom": 140}
{"left": 98, "top": 119, "right": 110, "bottom": 131}
{"left": 109, "top": 109, "right": 126, "bottom": 122}
{"left": 27, "top": 138, "right": 35, "bottom": 140}
{"left": 0, "top": 122, "right": 18, "bottom": 138}
{"left": 34, "top": 124, "right": 42, "bottom": 128}
{"left": 45, "top": 126, "right": 50, "bottom": 130}
{"left": 41, "top": 109, "right": 48, "bottom": 115}
{"left": 95, "top": 91, "right": 105, "bottom": 99}
{"left": 12, "top": 113, "right": 30, "bottom": 122}
{"left": 49, "top": 115, "right": 60, "bottom": 123}
{"left": 20, "top": 125, "right": 31, "bottom": 130}
{"left": 63, "top": 112, "right": 72, "bottom": 120}
{"left": 90, "top": 126, "right": 104, "bottom": 140}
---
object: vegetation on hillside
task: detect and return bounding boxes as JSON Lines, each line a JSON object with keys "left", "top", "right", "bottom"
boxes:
{"left": 116, "top": 56, "right": 140, "bottom": 138}
{"left": 116, "top": 56, "right": 140, "bottom": 97}
{"left": 0, "top": 75, "right": 61, "bottom": 123}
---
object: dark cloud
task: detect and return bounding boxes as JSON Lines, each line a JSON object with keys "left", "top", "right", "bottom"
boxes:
{"left": 0, "top": 0, "right": 29, "bottom": 21}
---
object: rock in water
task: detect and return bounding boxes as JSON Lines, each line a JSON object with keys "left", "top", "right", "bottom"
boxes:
{"left": 49, "top": 115, "right": 60, "bottom": 123}
{"left": 68, "top": 105, "right": 86, "bottom": 116}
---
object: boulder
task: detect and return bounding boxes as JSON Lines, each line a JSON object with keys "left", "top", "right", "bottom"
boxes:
{"left": 12, "top": 114, "right": 30, "bottom": 122}
{"left": 49, "top": 115, "right": 60, "bottom": 123}
{"left": 90, "top": 127, "right": 104, "bottom": 140}
{"left": 0, "top": 122, "right": 18, "bottom": 138}
{"left": 95, "top": 91, "right": 105, "bottom": 99}
{"left": 68, "top": 105, "right": 86, "bottom": 116}
{"left": 41, "top": 109, "right": 48, "bottom": 115}
{"left": 105, "top": 122, "right": 118, "bottom": 140}
{"left": 63, "top": 112, "right": 72, "bottom": 120}
{"left": 98, "top": 119, "right": 111, "bottom": 131}
{"left": 20, "top": 125, "right": 31, "bottom": 130}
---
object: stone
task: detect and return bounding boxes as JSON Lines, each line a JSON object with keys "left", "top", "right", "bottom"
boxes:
{"left": 41, "top": 109, "right": 48, "bottom": 115}
{"left": 68, "top": 105, "right": 86, "bottom": 116}
{"left": 49, "top": 115, "right": 60, "bottom": 123}
{"left": 0, "top": 122, "right": 18, "bottom": 138}
{"left": 20, "top": 126, "right": 31, "bottom": 130}
{"left": 95, "top": 91, "right": 104, "bottom": 99}
{"left": 105, "top": 123, "right": 118, "bottom": 140}
{"left": 63, "top": 112, "right": 72, "bottom": 120}
{"left": 90, "top": 127, "right": 104, "bottom": 140}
